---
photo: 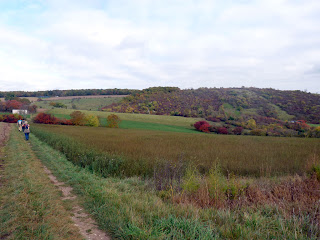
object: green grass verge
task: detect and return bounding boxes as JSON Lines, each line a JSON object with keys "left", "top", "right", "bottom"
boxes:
{"left": 28, "top": 131, "right": 319, "bottom": 239}
{"left": 0, "top": 126, "right": 82, "bottom": 239}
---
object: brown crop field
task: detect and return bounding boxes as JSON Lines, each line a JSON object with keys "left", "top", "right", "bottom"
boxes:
{"left": 30, "top": 122, "right": 320, "bottom": 238}
{"left": 32, "top": 124, "right": 320, "bottom": 177}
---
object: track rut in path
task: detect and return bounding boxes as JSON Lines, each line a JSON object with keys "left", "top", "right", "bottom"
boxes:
{"left": 42, "top": 165, "right": 111, "bottom": 240}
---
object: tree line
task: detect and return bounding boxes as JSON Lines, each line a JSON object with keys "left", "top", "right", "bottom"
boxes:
{"left": 0, "top": 88, "right": 139, "bottom": 98}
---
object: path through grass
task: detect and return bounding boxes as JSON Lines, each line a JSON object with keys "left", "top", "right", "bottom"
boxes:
{"left": 0, "top": 124, "right": 82, "bottom": 239}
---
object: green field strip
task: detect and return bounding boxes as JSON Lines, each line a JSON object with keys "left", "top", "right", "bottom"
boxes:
{"left": 50, "top": 112, "right": 200, "bottom": 133}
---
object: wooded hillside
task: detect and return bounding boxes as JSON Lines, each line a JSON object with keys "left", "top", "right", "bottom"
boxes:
{"left": 103, "top": 87, "right": 320, "bottom": 124}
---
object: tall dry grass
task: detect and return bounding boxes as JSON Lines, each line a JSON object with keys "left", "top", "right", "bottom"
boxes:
{"left": 33, "top": 124, "right": 320, "bottom": 177}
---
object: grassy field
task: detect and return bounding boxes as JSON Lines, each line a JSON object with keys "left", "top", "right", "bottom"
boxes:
{"left": 0, "top": 124, "right": 82, "bottom": 239}
{"left": 32, "top": 124, "right": 320, "bottom": 177}
{"left": 29, "top": 130, "right": 320, "bottom": 239}
{"left": 35, "top": 96, "right": 123, "bottom": 111}
{"left": 47, "top": 108, "right": 204, "bottom": 127}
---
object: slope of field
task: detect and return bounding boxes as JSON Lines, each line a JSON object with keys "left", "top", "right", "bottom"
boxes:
{"left": 35, "top": 95, "right": 124, "bottom": 111}
{"left": 32, "top": 124, "right": 320, "bottom": 177}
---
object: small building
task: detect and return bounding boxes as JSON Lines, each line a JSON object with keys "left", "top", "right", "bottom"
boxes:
{"left": 12, "top": 109, "right": 29, "bottom": 115}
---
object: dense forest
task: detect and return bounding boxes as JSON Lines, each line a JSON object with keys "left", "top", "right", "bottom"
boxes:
{"left": 103, "top": 87, "right": 320, "bottom": 124}
{"left": 0, "top": 88, "right": 138, "bottom": 98}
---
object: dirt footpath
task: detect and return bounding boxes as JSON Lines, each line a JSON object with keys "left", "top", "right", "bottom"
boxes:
{"left": 43, "top": 165, "right": 110, "bottom": 240}
{"left": 1, "top": 123, "right": 110, "bottom": 240}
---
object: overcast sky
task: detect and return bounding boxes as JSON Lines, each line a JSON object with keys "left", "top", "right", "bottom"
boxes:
{"left": 0, "top": 0, "right": 320, "bottom": 93}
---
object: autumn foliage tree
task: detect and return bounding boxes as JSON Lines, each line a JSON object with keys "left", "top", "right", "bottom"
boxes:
{"left": 107, "top": 114, "right": 121, "bottom": 128}
{"left": 5, "top": 100, "right": 23, "bottom": 111}
{"left": 85, "top": 114, "right": 99, "bottom": 127}
{"left": 70, "top": 111, "right": 86, "bottom": 125}
{"left": 33, "top": 113, "right": 58, "bottom": 124}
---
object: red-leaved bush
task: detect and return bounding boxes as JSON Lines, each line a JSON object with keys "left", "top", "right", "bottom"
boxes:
{"left": 33, "top": 113, "right": 58, "bottom": 124}
{"left": 0, "top": 114, "right": 22, "bottom": 123}
{"left": 57, "top": 119, "right": 73, "bottom": 125}
{"left": 5, "top": 100, "right": 23, "bottom": 111}
{"left": 232, "top": 126, "right": 243, "bottom": 135}
{"left": 194, "top": 121, "right": 211, "bottom": 133}
{"left": 199, "top": 123, "right": 210, "bottom": 133}
{"left": 217, "top": 127, "right": 229, "bottom": 134}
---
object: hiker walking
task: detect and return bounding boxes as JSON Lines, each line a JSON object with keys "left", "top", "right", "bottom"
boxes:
{"left": 23, "top": 121, "right": 30, "bottom": 141}
{"left": 17, "top": 119, "right": 22, "bottom": 131}
{"left": 21, "top": 119, "right": 26, "bottom": 132}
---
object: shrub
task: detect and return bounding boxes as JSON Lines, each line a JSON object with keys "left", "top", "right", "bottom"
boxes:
{"left": 217, "top": 127, "right": 228, "bottom": 135}
{"left": 57, "top": 119, "right": 73, "bottom": 125}
{"left": 33, "top": 113, "right": 58, "bottom": 124}
{"left": 0, "top": 114, "right": 22, "bottom": 123}
{"left": 107, "top": 114, "right": 121, "bottom": 128}
{"left": 70, "top": 111, "right": 86, "bottom": 125}
{"left": 232, "top": 127, "right": 243, "bottom": 135}
{"left": 246, "top": 119, "right": 257, "bottom": 130}
{"left": 208, "top": 164, "right": 226, "bottom": 202}
{"left": 27, "top": 104, "right": 37, "bottom": 113}
{"left": 251, "top": 129, "right": 267, "bottom": 136}
{"left": 199, "top": 123, "right": 210, "bottom": 133}
{"left": 194, "top": 121, "right": 211, "bottom": 133}
{"left": 85, "top": 114, "right": 99, "bottom": 127}
{"left": 182, "top": 166, "right": 200, "bottom": 194}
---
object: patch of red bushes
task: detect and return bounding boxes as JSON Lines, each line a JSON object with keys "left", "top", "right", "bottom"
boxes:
{"left": 0, "top": 114, "right": 23, "bottom": 123}
{"left": 33, "top": 113, "right": 74, "bottom": 126}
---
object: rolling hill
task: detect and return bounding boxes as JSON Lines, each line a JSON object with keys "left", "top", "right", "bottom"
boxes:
{"left": 103, "top": 87, "right": 320, "bottom": 124}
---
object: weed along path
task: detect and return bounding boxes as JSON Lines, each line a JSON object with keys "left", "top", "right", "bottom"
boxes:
{"left": 0, "top": 124, "right": 110, "bottom": 240}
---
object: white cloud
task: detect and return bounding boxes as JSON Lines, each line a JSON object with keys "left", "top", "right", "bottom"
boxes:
{"left": 0, "top": 0, "right": 319, "bottom": 92}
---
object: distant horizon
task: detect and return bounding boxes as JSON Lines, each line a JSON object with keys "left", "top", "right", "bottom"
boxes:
{"left": 1, "top": 85, "right": 319, "bottom": 94}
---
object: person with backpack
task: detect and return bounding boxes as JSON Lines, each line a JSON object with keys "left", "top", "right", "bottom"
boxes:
{"left": 23, "top": 121, "right": 30, "bottom": 140}
{"left": 21, "top": 119, "right": 26, "bottom": 132}
{"left": 17, "top": 119, "right": 22, "bottom": 131}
